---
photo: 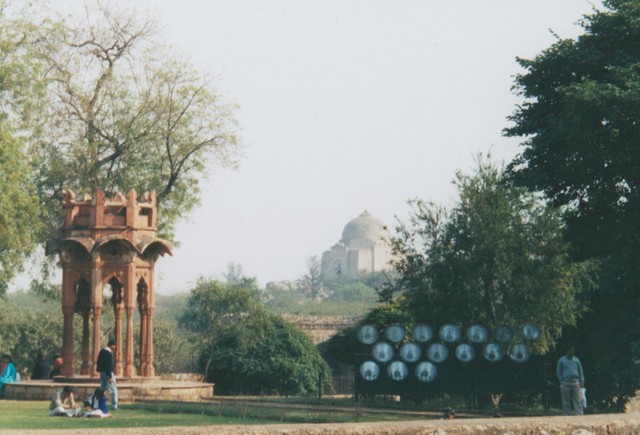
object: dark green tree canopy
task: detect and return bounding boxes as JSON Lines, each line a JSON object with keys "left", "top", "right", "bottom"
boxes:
{"left": 382, "top": 158, "right": 594, "bottom": 353}
{"left": 506, "top": 0, "right": 640, "bottom": 260}
{"left": 180, "top": 277, "right": 331, "bottom": 396}
{"left": 505, "top": 1, "right": 640, "bottom": 409}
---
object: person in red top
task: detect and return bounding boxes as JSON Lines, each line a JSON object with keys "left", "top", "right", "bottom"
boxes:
{"left": 49, "top": 356, "right": 63, "bottom": 378}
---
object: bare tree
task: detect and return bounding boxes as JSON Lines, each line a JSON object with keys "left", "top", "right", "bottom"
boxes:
{"left": 12, "top": 1, "right": 240, "bottom": 242}
{"left": 297, "top": 256, "right": 325, "bottom": 300}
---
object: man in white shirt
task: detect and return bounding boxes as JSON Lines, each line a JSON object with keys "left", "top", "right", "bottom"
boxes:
{"left": 49, "top": 386, "right": 82, "bottom": 417}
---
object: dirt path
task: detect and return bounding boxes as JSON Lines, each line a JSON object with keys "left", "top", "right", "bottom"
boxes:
{"left": 2, "top": 412, "right": 639, "bottom": 434}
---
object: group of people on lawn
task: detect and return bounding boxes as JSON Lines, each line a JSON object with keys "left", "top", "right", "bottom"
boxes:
{"left": 1, "top": 351, "right": 63, "bottom": 398}
{"left": 48, "top": 338, "right": 118, "bottom": 418}
{"left": 1, "top": 339, "right": 118, "bottom": 418}
{"left": 49, "top": 385, "right": 111, "bottom": 418}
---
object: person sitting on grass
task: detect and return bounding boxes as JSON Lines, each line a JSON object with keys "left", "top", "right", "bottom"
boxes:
{"left": 0, "top": 354, "right": 17, "bottom": 398}
{"left": 31, "top": 353, "right": 50, "bottom": 380}
{"left": 84, "top": 388, "right": 112, "bottom": 418}
{"left": 49, "top": 386, "right": 82, "bottom": 417}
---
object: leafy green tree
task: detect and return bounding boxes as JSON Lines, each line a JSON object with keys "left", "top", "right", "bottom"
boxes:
{"left": 180, "top": 277, "right": 330, "bottom": 395}
{"left": 325, "top": 279, "right": 376, "bottom": 303}
{"left": 328, "top": 161, "right": 593, "bottom": 404}
{"left": 132, "top": 320, "right": 193, "bottom": 375}
{"left": 0, "top": 292, "right": 64, "bottom": 377}
{"left": 179, "top": 277, "right": 262, "bottom": 376}
{"left": 506, "top": 0, "right": 640, "bottom": 263}
{"left": 146, "top": 294, "right": 193, "bottom": 373}
{"left": 208, "top": 310, "right": 331, "bottom": 396}
{"left": 0, "top": 1, "right": 45, "bottom": 117}
{"left": 154, "top": 293, "right": 189, "bottom": 323}
{"left": 3, "top": 1, "right": 240, "bottom": 244}
{"left": 0, "top": 129, "right": 40, "bottom": 297}
{"left": 0, "top": 3, "right": 41, "bottom": 296}
{"left": 264, "top": 274, "right": 380, "bottom": 316}
{"left": 505, "top": 0, "right": 640, "bottom": 409}
{"left": 383, "top": 158, "right": 594, "bottom": 353}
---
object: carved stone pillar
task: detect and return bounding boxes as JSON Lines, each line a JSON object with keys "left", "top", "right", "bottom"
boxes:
{"left": 137, "top": 279, "right": 149, "bottom": 376}
{"left": 139, "top": 310, "right": 148, "bottom": 376}
{"left": 91, "top": 305, "right": 102, "bottom": 377}
{"left": 90, "top": 256, "right": 102, "bottom": 377}
{"left": 80, "top": 310, "right": 91, "bottom": 375}
{"left": 146, "top": 307, "right": 155, "bottom": 377}
{"left": 60, "top": 266, "right": 75, "bottom": 377}
{"left": 124, "top": 306, "right": 135, "bottom": 378}
{"left": 61, "top": 305, "right": 75, "bottom": 377}
{"left": 147, "top": 268, "right": 155, "bottom": 377}
{"left": 111, "top": 283, "right": 124, "bottom": 377}
{"left": 113, "top": 305, "right": 123, "bottom": 376}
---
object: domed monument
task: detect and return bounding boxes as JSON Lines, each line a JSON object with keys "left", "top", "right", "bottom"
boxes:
{"left": 320, "top": 210, "right": 393, "bottom": 278}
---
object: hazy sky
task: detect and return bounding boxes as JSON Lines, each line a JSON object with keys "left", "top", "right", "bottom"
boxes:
{"left": 141, "top": 0, "right": 602, "bottom": 293}
{"left": 15, "top": 0, "right": 602, "bottom": 294}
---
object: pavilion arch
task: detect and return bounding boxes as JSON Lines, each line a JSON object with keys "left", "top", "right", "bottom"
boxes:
{"left": 57, "top": 238, "right": 93, "bottom": 264}
{"left": 139, "top": 240, "right": 173, "bottom": 261}
{"left": 94, "top": 237, "right": 140, "bottom": 261}
{"left": 63, "top": 237, "right": 95, "bottom": 253}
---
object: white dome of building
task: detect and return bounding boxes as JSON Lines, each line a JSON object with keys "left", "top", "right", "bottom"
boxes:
{"left": 341, "top": 210, "right": 388, "bottom": 245}
{"left": 321, "top": 210, "right": 393, "bottom": 279}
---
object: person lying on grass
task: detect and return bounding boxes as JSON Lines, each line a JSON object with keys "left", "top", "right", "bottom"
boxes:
{"left": 84, "top": 387, "right": 112, "bottom": 418}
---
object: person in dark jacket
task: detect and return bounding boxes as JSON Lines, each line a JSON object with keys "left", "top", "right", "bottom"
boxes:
{"left": 31, "top": 354, "right": 50, "bottom": 380}
{"left": 96, "top": 339, "right": 118, "bottom": 410}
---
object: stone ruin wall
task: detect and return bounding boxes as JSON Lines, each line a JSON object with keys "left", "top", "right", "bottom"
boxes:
{"left": 281, "top": 315, "right": 356, "bottom": 345}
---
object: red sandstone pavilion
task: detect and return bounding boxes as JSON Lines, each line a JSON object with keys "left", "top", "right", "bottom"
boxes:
{"left": 46, "top": 188, "right": 172, "bottom": 379}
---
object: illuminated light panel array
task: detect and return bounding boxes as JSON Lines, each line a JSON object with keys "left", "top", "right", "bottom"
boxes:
{"left": 357, "top": 323, "right": 541, "bottom": 382}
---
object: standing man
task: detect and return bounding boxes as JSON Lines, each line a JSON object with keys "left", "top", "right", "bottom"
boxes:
{"left": 97, "top": 339, "right": 118, "bottom": 410}
{"left": 556, "top": 345, "right": 585, "bottom": 415}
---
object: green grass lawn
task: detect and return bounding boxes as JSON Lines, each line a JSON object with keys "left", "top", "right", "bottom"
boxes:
{"left": 0, "top": 399, "right": 416, "bottom": 430}
{"left": 0, "top": 401, "right": 256, "bottom": 430}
